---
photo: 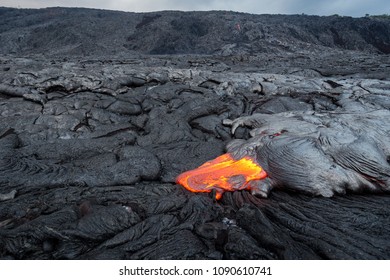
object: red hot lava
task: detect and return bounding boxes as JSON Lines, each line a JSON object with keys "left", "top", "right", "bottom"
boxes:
{"left": 176, "top": 153, "right": 268, "bottom": 200}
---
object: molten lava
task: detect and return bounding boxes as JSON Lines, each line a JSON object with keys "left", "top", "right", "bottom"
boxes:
{"left": 176, "top": 153, "right": 268, "bottom": 200}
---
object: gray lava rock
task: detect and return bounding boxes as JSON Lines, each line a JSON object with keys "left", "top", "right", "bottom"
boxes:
{"left": 0, "top": 41, "right": 390, "bottom": 260}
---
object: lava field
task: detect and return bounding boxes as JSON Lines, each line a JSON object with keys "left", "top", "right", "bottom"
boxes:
{"left": 1, "top": 53, "right": 390, "bottom": 259}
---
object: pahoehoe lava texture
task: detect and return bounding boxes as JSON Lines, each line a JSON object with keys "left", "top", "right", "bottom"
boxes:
{"left": 1, "top": 55, "right": 390, "bottom": 260}
{"left": 1, "top": 8, "right": 390, "bottom": 260}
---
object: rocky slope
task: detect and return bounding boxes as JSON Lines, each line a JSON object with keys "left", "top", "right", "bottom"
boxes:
{"left": 0, "top": 7, "right": 390, "bottom": 56}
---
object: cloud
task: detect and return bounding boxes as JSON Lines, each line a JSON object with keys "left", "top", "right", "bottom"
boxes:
{"left": 108, "top": 0, "right": 292, "bottom": 14}
{"left": 284, "top": 0, "right": 390, "bottom": 16}
{"left": 1, "top": 0, "right": 389, "bottom": 17}
{"left": 1, "top": 0, "right": 102, "bottom": 9}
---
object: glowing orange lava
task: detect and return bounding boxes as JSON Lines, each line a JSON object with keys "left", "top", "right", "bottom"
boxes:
{"left": 176, "top": 153, "right": 268, "bottom": 200}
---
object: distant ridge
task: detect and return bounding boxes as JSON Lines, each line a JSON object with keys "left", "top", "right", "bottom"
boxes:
{"left": 0, "top": 7, "right": 389, "bottom": 56}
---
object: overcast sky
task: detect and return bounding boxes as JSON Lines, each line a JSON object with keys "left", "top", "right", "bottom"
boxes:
{"left": 1, "top": 0, "right": 389, "bottom": 17}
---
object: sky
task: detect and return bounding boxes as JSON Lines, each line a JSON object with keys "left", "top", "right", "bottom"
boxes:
{"left": 1, "top": 0, "right": 389, "bottom": 17}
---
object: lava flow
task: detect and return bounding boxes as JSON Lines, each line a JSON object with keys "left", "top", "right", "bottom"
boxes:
{"left": 176, "top": 153, "right": 268, "bottom": 200}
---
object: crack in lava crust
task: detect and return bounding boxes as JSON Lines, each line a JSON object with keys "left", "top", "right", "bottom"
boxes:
{"left": 176, "top": 153, "right": 268, "bottom": 199}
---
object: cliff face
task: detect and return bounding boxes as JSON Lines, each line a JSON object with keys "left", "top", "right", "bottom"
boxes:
{"left": 0, "top": 7, "right": 389, "bottom": 56}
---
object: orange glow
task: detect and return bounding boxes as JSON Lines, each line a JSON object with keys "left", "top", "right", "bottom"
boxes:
{"left": 176, "top": 153, "right": 268, "bottom": 200}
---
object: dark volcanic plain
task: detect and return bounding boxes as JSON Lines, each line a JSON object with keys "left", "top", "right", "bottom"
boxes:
{"left": 0, "top": 7, "right": 390, "bottom": 259}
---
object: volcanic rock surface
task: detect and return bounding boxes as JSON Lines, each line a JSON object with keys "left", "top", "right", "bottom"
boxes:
{"left": 1, "top": 7, "right": 390, "bottom": 260}
{"left": 1, "top": 7, "right": 390, "bottom": 56}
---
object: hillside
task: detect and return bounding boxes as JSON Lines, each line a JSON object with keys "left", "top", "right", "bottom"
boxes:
{"left": 0, "top": 7, "right": 390, "bottom": 56}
